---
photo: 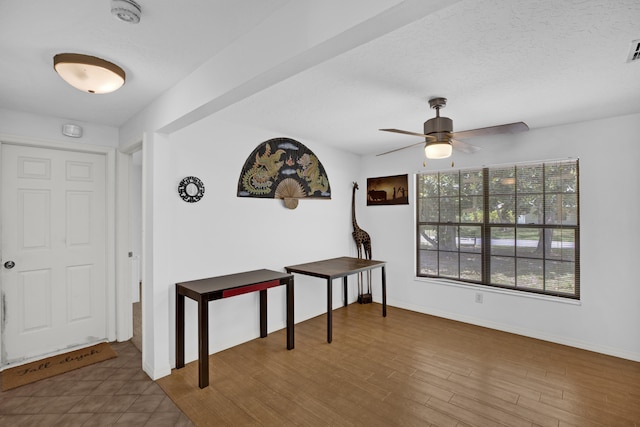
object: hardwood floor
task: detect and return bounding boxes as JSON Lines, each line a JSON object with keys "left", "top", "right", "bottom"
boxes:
{"left": 158, "top": 303, "right": 640, "bottom": 426}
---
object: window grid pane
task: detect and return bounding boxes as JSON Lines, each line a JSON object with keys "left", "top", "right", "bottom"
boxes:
{"left": 517, "top": 258, "right": 544, "bottom": 290}
{"left": 545, "top": 260, "right": 576, "bottom": 294}
{"left": 517, "top": 165, "right": 544, "bottom": 193}
{"left": 460, "top": 226, "right": 482, "bottom": 253}
{"left": 419, "top": 198, "right": 439, "bottom": 222}
{"left": 517, "top": 193, "right": 543, "bottom": 224}
{"left": 439, "top": 172, "right": 459, "bottom": 196}
{"left": 516, "top": 228, "right": 544, "bottom": 258}
{"left": 440, "top": 197, "right": 459, "bottom": 223}
{"left": 491, "top": 227, "right": 515, "bottom": 256}
{"left": 461, "top": 169, "right": 483, "bottom": 196}
{"left": 461, "top": 196, "right": 483, "bottom": 223}
{"left": 439, "top": 251, "right": 459, "bottom": 279}
{"left": 490, "top": 256, "right": 515, "bottom": 287}
{"left": 418, "top": 225, "right": 437, "bottom": 250}
{"left": 460, "top": 253, "right": 482, "bottom": 282}
{"left": 438, "top": 225, "right": 458, "bottom": 251}
{"left": 548, "top": 229, "right": 575, "bottom": 261}
{"left": 418, "top": 250, "right": 438, "bottom": 276}
{"left": 489, "top": 167, "right": 515, "bottom": 194}
{"left": 488, "top": 195, "right": 515, "bottom": 224}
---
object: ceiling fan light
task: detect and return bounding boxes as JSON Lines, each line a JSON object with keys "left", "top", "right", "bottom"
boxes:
{"left": 53, "top": 53, "right": 125, "bottom": 94}
{"left": 424, "top": 141, "right": 452, "bottom": 159}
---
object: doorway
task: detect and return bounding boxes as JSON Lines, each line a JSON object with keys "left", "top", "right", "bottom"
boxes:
{"left": 130, "top": 149, "right": 143, "bottom": 352}
{"left": 1, "top": 142, "right": 111, "bottom": 365}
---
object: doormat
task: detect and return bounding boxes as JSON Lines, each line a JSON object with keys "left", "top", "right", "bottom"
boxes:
{"left": 1, "top": 342, "right": 117, "bottom": 391}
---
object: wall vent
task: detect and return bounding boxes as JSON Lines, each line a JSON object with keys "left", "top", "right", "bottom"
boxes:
{"left": 627, "top": 39, "right": 640, "bottom": 63}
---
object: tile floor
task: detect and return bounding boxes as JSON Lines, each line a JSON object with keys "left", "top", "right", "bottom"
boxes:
{"left": 0, "top": 340, "right": 194, "bottom": 426}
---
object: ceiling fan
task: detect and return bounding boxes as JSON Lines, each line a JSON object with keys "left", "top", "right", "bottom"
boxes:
{"left": 378, "top": 97, "right": 528, "bottom": 159}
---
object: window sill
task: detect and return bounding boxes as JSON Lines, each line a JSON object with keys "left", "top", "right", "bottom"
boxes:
{"left": 413, "top": 276, "right": 582, "bottom": 306}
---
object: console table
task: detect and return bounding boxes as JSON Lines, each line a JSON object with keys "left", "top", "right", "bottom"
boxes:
{"left": 285, "top": 256, "right": 386, "bottom": 343}
{"left": 175, "top": 269, "right": 294, "bottom": 388}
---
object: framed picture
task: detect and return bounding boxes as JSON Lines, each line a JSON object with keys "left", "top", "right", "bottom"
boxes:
{"left": 366, "top": 174, "right": 409, "bottom": 206}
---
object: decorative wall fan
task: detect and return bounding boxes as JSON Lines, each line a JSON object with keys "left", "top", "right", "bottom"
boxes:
{"left": 378, "top": 97, "right": 528, "bottom": 159}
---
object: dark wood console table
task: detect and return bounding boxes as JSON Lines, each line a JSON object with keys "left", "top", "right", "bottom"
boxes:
{"left": 285, "top": 256, "right": 386, "bottom": 343}
{"left": 176, "top": 269, "right": 294, "bottom": 388}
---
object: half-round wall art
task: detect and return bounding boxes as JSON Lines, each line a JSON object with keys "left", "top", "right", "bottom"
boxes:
{"left": 237, "top": 137, "right": 331, "bottom": 209}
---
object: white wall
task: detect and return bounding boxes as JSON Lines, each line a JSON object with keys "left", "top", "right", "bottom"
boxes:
{"left": 147, "top": 114, "right": 363, "bottom": 374}
{"left": 359, "top": 112, "right": 640, "bottom": 361}
{"left": 0, "top": 108, "right": 119, "bottom": 148}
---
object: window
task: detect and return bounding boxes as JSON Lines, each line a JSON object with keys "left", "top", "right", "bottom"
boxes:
{"left": 416, "top": 159, "right": 579, "bottom": 299}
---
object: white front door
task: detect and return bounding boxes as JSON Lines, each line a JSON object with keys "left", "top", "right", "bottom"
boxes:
{"left": 1, "top": 144, "right": 108, "bottom": 365}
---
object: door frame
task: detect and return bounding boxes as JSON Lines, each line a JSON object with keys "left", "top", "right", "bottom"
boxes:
{"left": 0, "top": 135, "right": 117, "bottom": 367}
{"left": 115, "top": 141, "right": 142, "bottom": 344}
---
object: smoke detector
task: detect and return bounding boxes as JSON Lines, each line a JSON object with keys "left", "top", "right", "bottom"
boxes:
{"left": 111, "top": 0, "right": 141, "bottom": 24}
{"left": 62, "top": 124, "right": 83, "bottom": 138}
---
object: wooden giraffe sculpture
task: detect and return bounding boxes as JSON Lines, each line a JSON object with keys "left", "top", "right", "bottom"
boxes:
{"left": 352, "top": 182, "right": 372, "bottom": 303}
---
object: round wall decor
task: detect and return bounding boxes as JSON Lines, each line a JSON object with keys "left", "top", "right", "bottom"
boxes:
{"left": 178, "top": 176, "right": 205, "bottom": 203}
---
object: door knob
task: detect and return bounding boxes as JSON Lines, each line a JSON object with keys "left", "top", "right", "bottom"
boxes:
{"left": 4, "top": 261, "right": 15, "bottom": 269}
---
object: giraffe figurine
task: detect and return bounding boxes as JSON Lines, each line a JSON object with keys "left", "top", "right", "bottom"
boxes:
{"left": 352, "top": 182, "right": 373, "bottom": 303}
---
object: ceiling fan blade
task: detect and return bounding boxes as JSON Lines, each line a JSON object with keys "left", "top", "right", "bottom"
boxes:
{"left": 379, "top": 128, "right": 431, "bottom": 138}
{"left": 377, "top": 128, "right": 438, "bottom": 156}
{"left": 451, "top": 138, "right": 481, "bottom": 154}
{"left": 376, "top": 140, "right": 425, "bottom": 156}
{"left": 451, "top": 121, "right": 529, "bottom": 140}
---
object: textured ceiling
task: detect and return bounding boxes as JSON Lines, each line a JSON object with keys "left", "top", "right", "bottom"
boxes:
{"left": 0, "top": 0, "right": 288, "bottom": 126}
{"left": 216, "top": 0, "right": 640, "bottom": 155}
{"left": 1, "top": 0, "right": 639, "bottom": 155}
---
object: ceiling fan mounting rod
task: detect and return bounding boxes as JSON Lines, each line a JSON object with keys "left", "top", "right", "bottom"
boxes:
{"left": 424, "top": 97, "right": 452, "bottom": 137}
{"left": 429, "top": 97, "right": 447, "bottom": 115}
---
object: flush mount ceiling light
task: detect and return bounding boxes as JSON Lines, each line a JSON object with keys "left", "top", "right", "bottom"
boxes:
{"left": 111, "top": 0, "right": 141, "bottom": 24}
{"left": 53, "top": 53, "right": 126, "bottom": 94}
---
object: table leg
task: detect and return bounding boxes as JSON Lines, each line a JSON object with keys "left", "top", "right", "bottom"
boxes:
{"left": 382, "top": 265, "right": 387, "bottom": 317}
{"left": 176, "top": 289, "right": 185, "bottom": 369}
{"left": 286, "top": 277, "right": 294, "bottom": 350}
{"left": 327, "top": 279, "right": 332, "bottom": 343}
{"left": 198, "top": 297, "right": 209, "bottom": 388}
{"left": 343, "top": 276, "right": 348, "bottom": 307}
{"left": 259, "top": 289, "right": 268, "bottom": 338}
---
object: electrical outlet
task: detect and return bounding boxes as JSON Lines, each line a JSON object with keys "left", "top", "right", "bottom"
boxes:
{"left": 475, "top": 293, "right": 483, "bottom": 304}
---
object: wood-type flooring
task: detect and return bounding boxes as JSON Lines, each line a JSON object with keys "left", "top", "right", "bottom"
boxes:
{"left": 158, "top": 303, "right": 640, "bottom": 426}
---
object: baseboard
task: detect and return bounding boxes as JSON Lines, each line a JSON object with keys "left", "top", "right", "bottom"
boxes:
{"left": 143, "top": 359, "right": 171, "bottom": 381}
{"left": 387, "top": 298, "right": 640, "bottom": 363}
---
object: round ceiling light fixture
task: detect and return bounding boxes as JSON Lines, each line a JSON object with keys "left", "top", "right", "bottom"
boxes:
{"left": 111, "top": 0, "right": 141, "bottom": 24}
{"left": 53, "top": 53, "right": 126, "bottom": 94}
